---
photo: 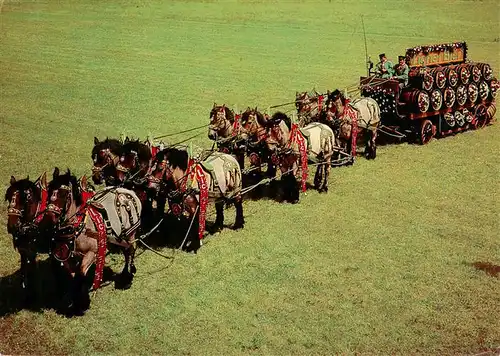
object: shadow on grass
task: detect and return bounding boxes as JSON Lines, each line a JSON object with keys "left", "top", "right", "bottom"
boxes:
{"left": 0, "top": 258, "right": 115, "bottom": 318}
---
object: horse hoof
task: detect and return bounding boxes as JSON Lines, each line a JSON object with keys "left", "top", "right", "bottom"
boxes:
{"left": 130, "top": 265, "right": 137, "bottom": 275}
{"left": 232, "top": 223, "right": 244, "bottom": 230}
{"left": 290, "top": 199, "right": 299, "bottom": 204}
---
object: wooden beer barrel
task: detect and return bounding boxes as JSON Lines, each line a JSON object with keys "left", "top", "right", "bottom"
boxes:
{"left": 476, "top": 63, "right": 493, "bottom": 81}
{"left": 444, "top": 112, "right": 455, "bottom": 128}
{"left": 442, "top": 66, "right": 458, "bottom": 87}
{"left": 463, "top": 108, "right": 474, "bottom": 123}
{"left": 409, "top": 69, "right": 434, "bottom": 91}
{"left": 489, "top": 79, "right": 499, "bottom": 99}
{"left": 486, "top": 102, "right": 496, "bottom": 123}
{"left": 430, "top": 67, "right": 447, "bottom": 89}
{"left": 454, "top": 64, "right": 471, "bottom": 85}
{"left": 455, "top": 110, "right": 466, "bottom": 127}
{"left": 400, "top": 88, "right": 430, "bottom": 113}
{"left": 455, "top": 85, "right": 467, "bottom": 106}
{"left": 467, "top": 83, "right": 479, "bottom": 104}
{"left": 430, "top": 89, "right": 443, "bottom": 111}
{"left": 478, "top": 81, "right": 490, "bottom": 101}
{"left": 444, "top": 87, "right": 456, "bottom": 108}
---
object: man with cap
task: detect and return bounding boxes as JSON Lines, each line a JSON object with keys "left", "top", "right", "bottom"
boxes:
{"left": 375, "top": 53, "right": 394, "bottom": 78}
{"left": 392, "top": 55, "right": 409, "bottom": 86}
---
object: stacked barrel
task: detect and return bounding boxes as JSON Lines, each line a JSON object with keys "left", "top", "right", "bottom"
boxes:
{"left": 403, "top": 62, "right": 497, "bottom": 127}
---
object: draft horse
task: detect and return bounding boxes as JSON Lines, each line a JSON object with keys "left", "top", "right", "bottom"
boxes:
{"left": 147, "top": 148, "right": 244, "bottom": 252}
{"left": 91, "top": 137, "right": 123, "bottom": 186}
{"left": 4, "top": 173, "right": 49, "bottom": 303}
{"left": 325, "top": 89, "right": 380, "bottom": 160}
{"left": 208, "top": 103, "right": 246, "bottom": 169}
{"left": 239, "top": 107, "right": 280, "bottom": 179}
{"left": 295, "top": 90, "right": 326, "bottom": 127}
{"left": 43, "top": 168, "right": 142, "bottom": 315}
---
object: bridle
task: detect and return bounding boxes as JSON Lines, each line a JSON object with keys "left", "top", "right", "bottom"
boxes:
{"left": 92, "top": 149, "right": 120, "bottom": 178}
{"left": 46, "top": 184, "right": 73, "bottom": 222}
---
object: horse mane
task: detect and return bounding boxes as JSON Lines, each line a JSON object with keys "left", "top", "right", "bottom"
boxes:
{"left": 5, "top": 178, "right": 41, "bottom": 203}
{"left": 48, "top": 170, "right": 82, "bottom": 207}
{"left": 160, "top": 148, "right": 189, "bottom": 171}
{"left": 271, "top": 112, "right": 292, "bottom": 130}
{"left": 210, "top": 106, "right": 235, "bottom": 123}
{"left": 122, "top": 139, "right": 152, "bottom": 162}
{"left": 92, "top": 138, "right": 123, "bottom": 158}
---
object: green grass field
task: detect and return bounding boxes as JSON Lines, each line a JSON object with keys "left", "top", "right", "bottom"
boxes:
{"left": 1, "top": 0, "right": 499, "bottom": 354}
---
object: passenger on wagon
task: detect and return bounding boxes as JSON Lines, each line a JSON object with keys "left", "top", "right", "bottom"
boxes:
{"left": 375, "top": 53, "right": 394, "bottom": 78}
{"left": 392, "top": 55, "right": 409, "bottom": 86}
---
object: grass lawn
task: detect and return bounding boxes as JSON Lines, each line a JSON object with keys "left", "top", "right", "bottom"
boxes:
{"left": 0, "top": 0, "right": 499, "bottom": 354}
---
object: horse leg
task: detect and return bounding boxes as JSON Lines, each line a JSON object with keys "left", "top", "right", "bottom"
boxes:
{"left": 233, "top": 195, "right": 245, "bottom": 230}
{"left": 370, "top": 130, "right": 377, "bottom": 159}
{"left": 213, "top": 200, "right": 225, "bottom": 232}
{"left": 116, "top": 247, "right": 133, "bottom": 290}
{"left": 19, "top": 252, "right": 37, "bottom": 305}
{"left": 314, "top": 164, "right": 322, "bottom": 190}
{"left": 322, "top": 159, "right": 331, "bottom": 193}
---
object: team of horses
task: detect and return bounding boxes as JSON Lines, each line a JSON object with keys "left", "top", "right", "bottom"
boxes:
{"left": 4, "top": 89, "right": 381, "bottom": 316}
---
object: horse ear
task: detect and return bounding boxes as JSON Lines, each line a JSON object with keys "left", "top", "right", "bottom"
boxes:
{"left": 10, "top": 176, "right": 16, "bottom": 185}
{"left": 94, "top": 137, "right": 100, "bottom": 145}
{"left": 254, "top": 106, "right": 258, "bottom": 111}
{"left": 213, "top": 102, "right": 216, "bottom": 109}
{"left": 26, "top": 175, "right": 30, "bottom": 181}
{"left": 125, "top": 136, "right": 130, "bottom": 144}
{"left": 80, "top": 175, "right": 88, "bottom": 191}
{"left": 246, "top": 106, "right": 250, "bottom": 111}
{"left": 40, "top": 172, "right": 47, "bottom": 189}
{"left": 53, "top": 167, "right": 60, "bottom": 180}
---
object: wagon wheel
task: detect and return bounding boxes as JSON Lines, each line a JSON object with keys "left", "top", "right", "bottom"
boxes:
{"left": 472, "top": 104, "right": 488, "bottom": 129}
{"left": 419, "top": 119, "right": 435, "bottom": 145}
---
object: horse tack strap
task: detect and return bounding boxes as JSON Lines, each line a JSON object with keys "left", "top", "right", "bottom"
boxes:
{"left": 87, "top": 206, "right": 107, "bottom": 290}
{"left": 287, "top": 124, "right": 308, "bottom": 192}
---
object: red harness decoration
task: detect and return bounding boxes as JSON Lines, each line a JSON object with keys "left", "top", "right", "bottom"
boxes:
{"left": 87, "top": 206, "right": 107, "bottom": 290}
{"left": 287, "top": 123, "right": 308, "bottom": 192}
{"left": 181, "top": 159, "right": 209, "bottom": 240}
{"left": 232, "top": 114, "right": 241, "bottom": 137}
{"left": 343, "top": 100, "right": 358, "bottom": 158}
{"left": 151, "top": 145, "right": 160, "bottom": 160}
{"left": 35, "top": 187, "right": 48, "bottom": 224}
{"left": 318, "top": 95, "right": 323, "bottom": 112}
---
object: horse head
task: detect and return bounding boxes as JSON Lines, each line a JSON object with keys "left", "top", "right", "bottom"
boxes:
{"left": 5, "top": 173, "right": 47, "bottom": 248}
{"left": 208, "top": 103, "right": 235, "bottom": 140}
{"left": 91, "top": 137, "right": 123, "bottom": 185}
{"left": 266, "top": 112, "right": 292, "bottom": 155}
{"left": 327, "top": 89, "right": 346, "bottom": 117}
{"left": 45, "top": 168, "right": 82, "bottom": 227}
{"left": 240, "top": 107, "right": 268, "bottom": 142}
{"left": 116, "top": 138, "right": 152, "bottom": 184}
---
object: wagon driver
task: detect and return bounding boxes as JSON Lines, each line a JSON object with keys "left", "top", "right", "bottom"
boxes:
{"left": 392, "top": 55, "right": 409, "bottom": 87}
{"left": 375, "top": 53, "right": 394, "bottom": 79}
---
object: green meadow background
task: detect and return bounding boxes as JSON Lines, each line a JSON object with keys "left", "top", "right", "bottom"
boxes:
{"left": 0, "top": 0, "right": 499, "bottom": 354}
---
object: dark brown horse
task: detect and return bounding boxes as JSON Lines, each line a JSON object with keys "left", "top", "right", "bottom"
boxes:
{"left": 295, "top": 90, "right": 326, "bottom": 127}
{"left": 146, "top": 148, "right": 244, "bottom": 252}
{"left": 91, "top": 137, "right": 123, "bottom": 186}
{"left": 5, "top": 173, "right": 49, "bottom": 303}
{"left": 325, "top": 89, "right": 380, "bottom": 160}
{"left": 243, "top": 111, "right": 335, "bottom": 202}
{"left": 239, "top": 107, "right": 278, "bottom": 178}
{"left": 43, "top": 168, "right": 142, "bottom": 315}
{"left": 208, "top": 103, "right": 246, "bottom": 169}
